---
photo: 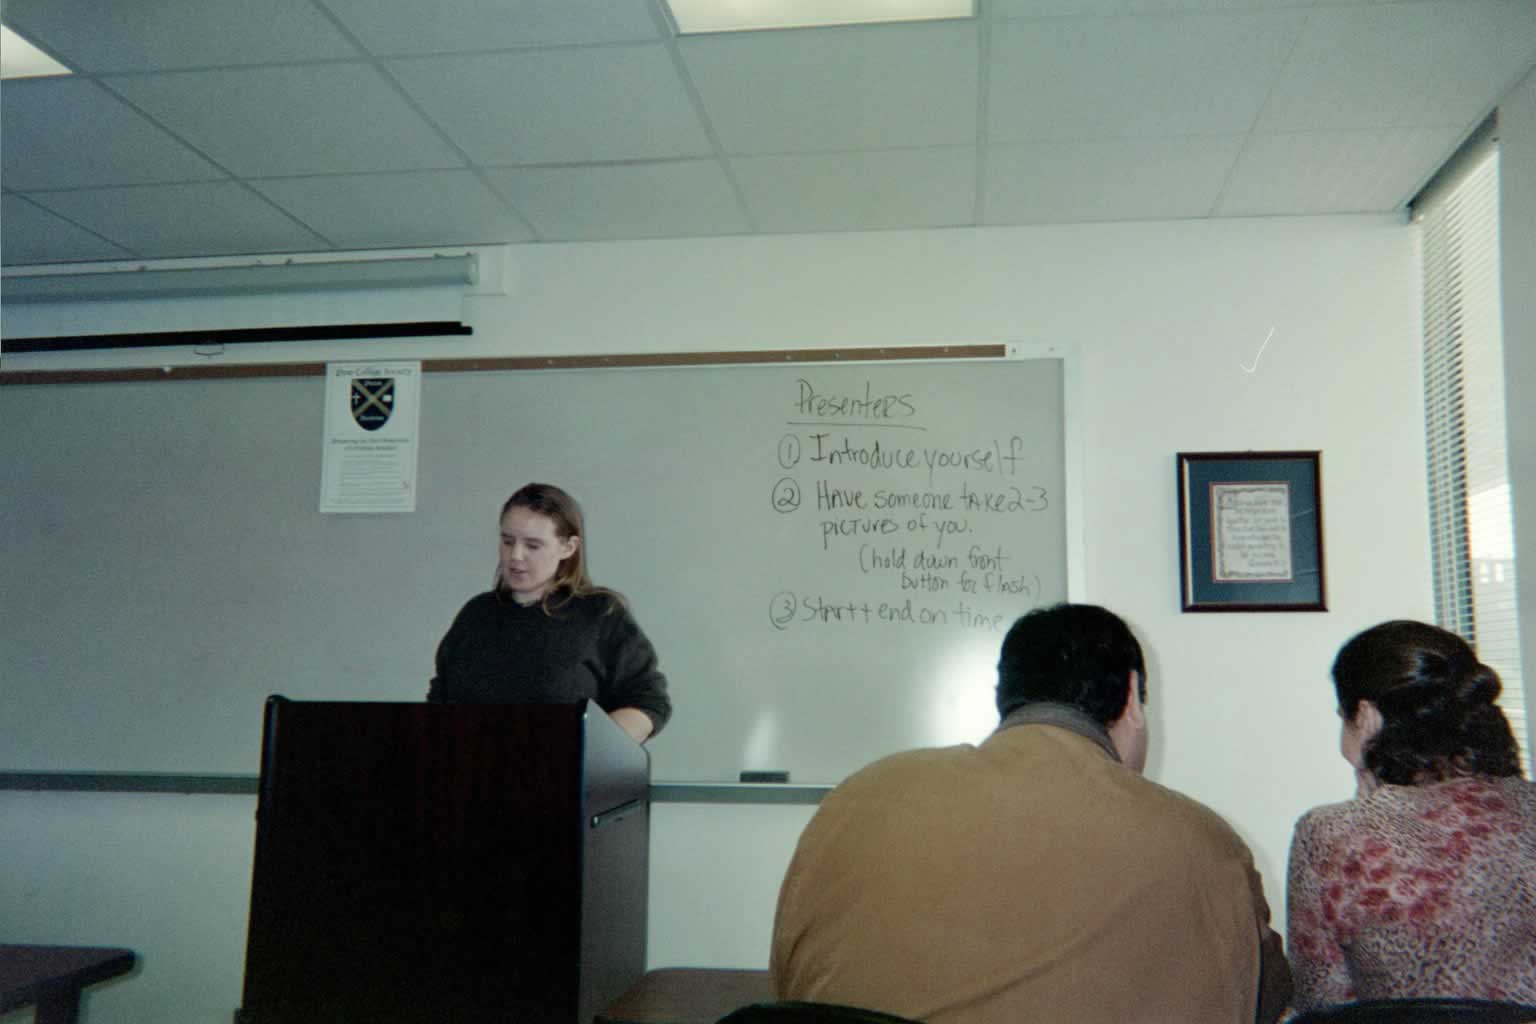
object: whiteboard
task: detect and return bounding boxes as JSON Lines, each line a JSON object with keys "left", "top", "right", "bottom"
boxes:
{"left": 0, "top": 352, "right": 1070, "bottom": 782}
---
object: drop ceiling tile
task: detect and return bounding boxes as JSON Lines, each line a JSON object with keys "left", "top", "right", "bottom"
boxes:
{"left": 1, "top": 0, "right": 358, "bottom": 72}
{"left": 733, "top": 147, "right": 976, "bottom": 233}
{"left": 322, "top": 0, "right": 660, "bottom": 55}
{"left": 987, "top": 0, "right": 1428, "bottom": 16}
{"left": 1258, "top": 1, "right": 1536, "bottom": 131}
{"left": 983, "top": 135, "right": 1244, "bottom": 223}
{"left": 991, "top": 0, "right": 1300, "bottom": 14}
{"left": 251, "top": 171, "right": 535, "bottom": 247}
{"left": 679, "top": 21, "right": 978, "bottom": 155}
{"left": 27, "top": 183, "right": 329, "bottom": 259}
{"left": 1, "top": 194, "right": 134, "bottom": 264}
{"left": 989, "top": 11, "right": 1305, "bottom": 141}
{"left": 388, "top": 45, "right": 711, "bottom": 164}
{"left": 1, "top": 78, "right": 225, "bottom": 190}
{"left": 1310, "top": 0, "right": 1476, "bottom": 6}
{"left": 1216, "top": 126, "right": 1467, "bottom": 215}
{"left": 106, "top": 64, "right": 463, "bottom": 177}
{"left": 484, "top": 161, "right": 748, "bottom": 241}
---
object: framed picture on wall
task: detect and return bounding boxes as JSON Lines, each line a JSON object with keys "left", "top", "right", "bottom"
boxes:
{"left": 1176, "top": 451, "right": 1327, "bottom": 612}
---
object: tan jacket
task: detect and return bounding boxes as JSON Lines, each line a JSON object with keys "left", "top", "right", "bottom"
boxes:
{"left": 772, "top": 710, "right": 1291, "bottom": 1023}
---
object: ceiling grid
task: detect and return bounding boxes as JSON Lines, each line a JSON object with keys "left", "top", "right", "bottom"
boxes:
{"left": 1, "top": 0, "right": 1532, "bottom": 265}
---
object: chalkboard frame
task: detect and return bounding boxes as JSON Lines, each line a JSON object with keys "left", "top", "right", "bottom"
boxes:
{"left": 2, "top": 343, "right": 1006, "bottom": 387}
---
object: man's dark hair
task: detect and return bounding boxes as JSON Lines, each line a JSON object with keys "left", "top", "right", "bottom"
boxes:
{"left": 996, "top": 603, "right": 1146, "bottom": 725}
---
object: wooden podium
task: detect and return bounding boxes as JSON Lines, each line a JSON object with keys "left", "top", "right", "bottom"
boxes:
{"left": 236, "top": 698, "right": 650, "bottom": 1024}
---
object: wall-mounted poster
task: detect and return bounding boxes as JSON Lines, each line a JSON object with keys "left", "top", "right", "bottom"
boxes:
{"left": 321, "top": 360, "right": 421, "bottom": 514}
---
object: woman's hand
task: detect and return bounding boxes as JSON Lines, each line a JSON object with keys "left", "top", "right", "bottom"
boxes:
{"left": 610, "top": 707, "right": 654, "bottom": 744}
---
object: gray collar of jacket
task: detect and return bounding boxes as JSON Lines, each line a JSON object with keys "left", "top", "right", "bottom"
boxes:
{"left": 995, "top": 702, "right": 1120, "bottom": 763}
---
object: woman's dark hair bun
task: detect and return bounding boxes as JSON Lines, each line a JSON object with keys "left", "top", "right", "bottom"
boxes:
{"left": 1373, "top": 678, "right": 1449, "bottom": 722}
{"left": 1454, "top": 662, "right": 1501, "bottom": 707}
{"left": 1333, "top": 619, "right": 1522, "bottom": 784}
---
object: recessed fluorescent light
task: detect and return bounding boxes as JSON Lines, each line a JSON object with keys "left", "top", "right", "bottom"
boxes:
{"left": 1, "top": 25, "right": 72, "bottom": 79}
{"left": 666, "top": 0, "right": 973, "bottom": 35}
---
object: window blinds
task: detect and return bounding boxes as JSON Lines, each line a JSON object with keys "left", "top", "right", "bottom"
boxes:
{"left": 1420, "top": 148, "right": 1528, "bottom": 765}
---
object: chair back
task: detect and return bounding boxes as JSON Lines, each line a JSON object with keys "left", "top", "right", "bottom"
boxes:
{"left": 718, "top": 1000, "right": 923, "bottom": 1024}
{"left": 1289, "top": 998, "right": 1536, "bottom": 1023}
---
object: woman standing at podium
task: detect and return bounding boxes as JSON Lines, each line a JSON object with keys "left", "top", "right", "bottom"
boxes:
{"left": 428, "top": 482, "right": 671, "bottom": 744}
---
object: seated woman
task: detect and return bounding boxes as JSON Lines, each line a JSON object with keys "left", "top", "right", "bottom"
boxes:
{"left": 1287, "top": 620, "right": 1536, "bottom": 1012}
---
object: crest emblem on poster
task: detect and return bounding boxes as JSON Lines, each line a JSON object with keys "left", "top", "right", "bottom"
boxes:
{"left": 350, "top": 378, "right": 395, "bottom": 431}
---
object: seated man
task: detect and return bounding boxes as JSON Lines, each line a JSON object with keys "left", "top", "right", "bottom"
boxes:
{"left": 771, "top": 603, "right": 1292, "bottom": 1024}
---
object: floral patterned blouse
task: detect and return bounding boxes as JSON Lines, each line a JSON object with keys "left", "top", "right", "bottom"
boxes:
{"left": 1286, "top": 775, "right": 1536, "bottom": 1012}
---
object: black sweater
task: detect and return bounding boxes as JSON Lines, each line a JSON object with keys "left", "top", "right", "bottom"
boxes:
{"left": 427, "top": 589, "right": 672, "bottom": 735}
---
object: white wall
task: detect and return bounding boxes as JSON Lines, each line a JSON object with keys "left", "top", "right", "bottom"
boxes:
{"left": 1, "top": 213, "right": 1428, "bottom": 1023}
{"left": 1500, "top": 68, "right": 1536, "bottom": 773}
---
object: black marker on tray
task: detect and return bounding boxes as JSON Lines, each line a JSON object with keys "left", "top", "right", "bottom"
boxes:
{"left": 739, "top": 770, "right": 790, "bottom": 784}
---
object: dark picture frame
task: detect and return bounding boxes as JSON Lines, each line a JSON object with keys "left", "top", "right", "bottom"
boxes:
{"left": 1177, "top": 451, "right": 1327, "bottom": 612}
